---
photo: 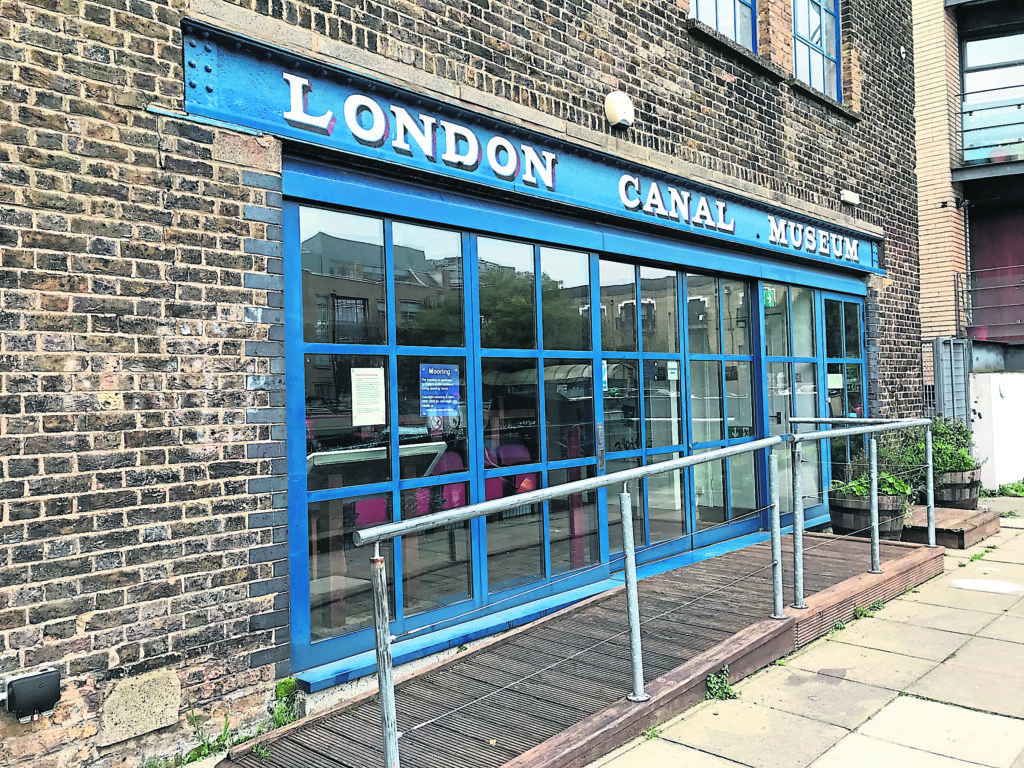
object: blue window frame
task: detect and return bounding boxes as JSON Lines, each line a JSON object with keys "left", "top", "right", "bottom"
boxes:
{"left": 793, "top": 0, "right": 841, "bottom": 100}
{"left": 695, "top": 0, "right": 756, "bottom": 51}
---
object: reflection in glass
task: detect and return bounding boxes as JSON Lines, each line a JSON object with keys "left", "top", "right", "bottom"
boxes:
{"left": 549, "top": 465, "right": 600, "bottom": 575}
{"left": 825, "top": 299, "right": 844, "bottom": 358}
{"left": 400, "top": 488, "right": 471, "bottom": 615}
{"left": 694, "top": 454, "right": 727, "bottom": 529}
{"left": 640, "top": 267, "right": 678, "bottom": 353}
{"left": 308, "top": 495, "right": 394, "bottom": 640}
{"left": 605, "top": 360, "right": 641, "bottom": 453}
{"left": 478, "top": 238, "right": 536, "bottom": 349}
{"left": 608, "top": 457, "right": 645, "bottom": 553}
{"left": 487, "top": 499, "right": 544, "bottom": 593}
{"left": 305, "top": 354, "right": 389, "bottom": 492}
{"left": 482, "top": 358, "right": 540, "bottom": 467}
{"left": 721, "top": 279, "right": 750, "bottom": 355}
{"left": 541, "top": 248, "right": 591, "bottom": 350}
{"left": 827, "top": 362, "right": 846, "bottom": 417}
{"left": 644, "top": 360, "right": 682, "bottom": 448}
{"left": 396, "top": 356, "right": 467, "bottom": 480}
{"left": 544, "top": 359, "right": 594, "bottom": 461}
{"left": 300, "top": 208, "right": 386, "bottom": 345}
{"left": 792, "top": 286, "right": 816, "bottom": 357}
{"left": 690, "top": 360, "right": 724, "bottom": 443}
{"left": 767, "top": 362, "right": 791, "bottom": 437}
{"left": 764, "top": 283, "right": 790, "bottom": 357}
{"left": 647, "top": 453, "right": 686, "bottom": 543}
{"left": 794, "top": 362, "right": 821, "bottom": 505}
{"left": 725, "top": 362, "right": 754, "bottom": 439}
{"left": 844, "top": 303, "right": 861, "bottom": 358}
{"left": 394, "top": 222, "right": 464, "bottom": 347}
{"left": 687, "top": 274, "right": 720, "bottom": 354}
{"left": 846, "top": 363, "right": 864, "bottom": 417}
{"left": 730, "top": 452, "right": 758, "bottom": 521}
{"left": 600, "top": 260, "right": 638, "bottom": 352}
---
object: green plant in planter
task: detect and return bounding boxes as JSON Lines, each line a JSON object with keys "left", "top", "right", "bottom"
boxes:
{"left": 833, "top": 470, "right": 912, "bottom": 501}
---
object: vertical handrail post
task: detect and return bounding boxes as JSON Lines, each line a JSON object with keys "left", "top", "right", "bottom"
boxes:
{"left": 619, "top": 484, "right": 650, "bottom": 702}
{"left": 869, "top": 437, "right": 882, "bottom": 573}
{"left": 371, "top": 543, "right": 401, "bottom": 768}
{"left": 769, "top": 449, "right": 785, "bottom": 619}
{"left": 791, "top": 441, "right": 806, "bottom": 609}
{"left": 926, "top": 428, "right": 936, "bottom": 547}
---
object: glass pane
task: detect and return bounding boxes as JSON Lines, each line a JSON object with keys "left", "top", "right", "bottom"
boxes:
{"left": 647, "top": 453, "right": 687, "bottom": 543}
{"left": 541, "top": 247, "right": 591, "bottom": 350}
{"left": 846, "top": 363, "right": 864, "bottom": 417}
{"left": 809, "top": 0, "right": 822, "bottom": 46}
{"left": 777, "top": 444, "right": 793, "bottom": 513}
{"left": 729, "top": 452, "right": 758, "bottom": 521}
{"left": 717, "top": 0, "right": 735, "bottom": 39}
{"left": 795, "top": 40, "right": 810, "bottom": 83}
{"left": 825, "top": 299, "right": 844, "bottom": 358}
{"left": 400, "top": 487, "right": 471, "bottom": 615}
{"left": 726, "top": 361, "right": 755, "bottom": 439}
{"left": 792, "top": 286, "right": 816, "bottom": 357}
{"left": 600, "top": 260, "right": 638, "bottom": 352}
{"left": 965, "top": 34, "right": 1024, "bottom": 69}
{"left": 306, "top": 354, "right": 389, "bottom": 492}
{"left": 483, "top": 358, "right": 540, "bottom": 469}
{"left": 767, "top": 362, "right": 791, "bottom": 436}
{"left": 397, "top": 356, "right": 468, "bottom": 479}
{"left": 764, "top": 283, "right": 790, "bottom": 357}
{"left": 963, "top": 65, "right": 1024, "bottom": 103}
{"left": 697, "top": 0, "right": 716, "bottom": 27}
{"left": 721, "top": 279, "right": 750, "bottom": 355}
{"left": 487, "top": 499, "right": 544, "bottom": 593}
{"left": 308, "top": 495, "right": 394, "bottom": 640}
{"left": 394, "top": 223, "right": 464, "bottom": 347}
{"left": 608, "top": 457, "right": 645, "bottom": 552}
{"left": 844, "top": 302, "right": 861, "bottom": 358}
{"left": 605, "top": 359, "right": 641, "bottom": 453}
{"left": 827, "top": 362, "right": 846, "bottom": 417}
{"left": 690, "top": 360, "right": 724, "bottom": 444}
{"left": 300, "top": 208, "right": 386, "bottom": 345}
{"left": 640, "top": 266, "right": 678, "bottom": 353}
{"left": 794, "top": 362, "right": 818, "bottom": 422}
{"left": 810, "top": 48, "right": 824, "bottom": 91}
{"left": 545, "top": 359, "right": 594, "bottom": 461}
{"left": 687, "top": 274, "right": 720, "bottom": 354}
{"left": 478, "top": 238, "right": 536, "bottom": 349}
{"left": 801, "top": 439, "right": 822, "bottom": 509}
{"left": 549, "top": 465, "right": 600, "bottom": 575}
{"left": 738, "top": 2, "right": 753, "bottom": 49}
{"left": 644, "top": 360, "right": 683, "bottom": 448}
{"left": 823, "top": 12, "right": 836, "bottom": 57}
{"left": 694, "top": 454, "right": 727, "bottom": 529}
{"left": 825, "top": 59, "right": 838, "bottom": 99}
{"left": 795, "top": 0, "right": 809, "bottom": 39}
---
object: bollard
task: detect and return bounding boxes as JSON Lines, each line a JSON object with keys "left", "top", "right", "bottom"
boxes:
{"left": 619, "top": 485, "right": 650, "bottom": 703}
{"left": 769, "top": 450, "right": 785, "bottom": 620}
{"left": 869, "top": 437, "right": 882, "bottom": 574}
{"left": 370, "top": 544, "right": 401, "bottom": 768}
{"left": 926, "top": 428, "right": 936, "bottom": 548}
{"left": 791, "top": 442, "right": 806, "bottom": 610}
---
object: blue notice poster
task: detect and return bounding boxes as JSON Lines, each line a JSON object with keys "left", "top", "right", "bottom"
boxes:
{"left": 419, "top": 364, "right": 460, "bottom": 417}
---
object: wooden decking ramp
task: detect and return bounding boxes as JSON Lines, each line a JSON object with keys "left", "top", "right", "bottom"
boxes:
{"left": 224, "top": 534, "right": 943, "bottom": 768}
{"left": 903, "top": 503, "right": 1001, "bottom": 549}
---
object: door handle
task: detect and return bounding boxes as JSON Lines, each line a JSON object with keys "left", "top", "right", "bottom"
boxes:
{"left": 596, "top": 423, "right": 605, "bottom": 472}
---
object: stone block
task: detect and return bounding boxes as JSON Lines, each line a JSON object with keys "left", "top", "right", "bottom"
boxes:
{"left": 97, "top": 668, "right": 181, "bottom": 746}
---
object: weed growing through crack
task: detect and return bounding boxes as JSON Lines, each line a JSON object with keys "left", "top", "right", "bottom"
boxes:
{"left": 705, "top": 666, "right": 739, "bottom": 700}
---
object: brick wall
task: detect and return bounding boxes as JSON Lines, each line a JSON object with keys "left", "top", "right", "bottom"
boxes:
{"left": 0, "top": 0, "right": 920, "bottom": 764}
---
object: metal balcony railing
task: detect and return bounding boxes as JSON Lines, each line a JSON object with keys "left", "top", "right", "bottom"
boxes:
{"left": 961, "top": 86, "right": 1024, "bottom": 167}
{"left": 959, "top": 264, "right": 1024, "bottom": 343}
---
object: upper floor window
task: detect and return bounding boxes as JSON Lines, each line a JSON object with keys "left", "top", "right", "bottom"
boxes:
{"left": 695, "top": 0, "right": 755, "bottom": 50}
{"left": 961, "top": 32, "right": 1024, "bottom": 166}
{"left": 793, "top": 0, "right": 840, "bottom": 100}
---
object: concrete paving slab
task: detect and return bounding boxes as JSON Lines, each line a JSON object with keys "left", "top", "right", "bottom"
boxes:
{"left": 875, "top": 599, "right": 996, "bottom": 635}
{"left": 945, "top": 636, "right": 1024, "bottom": 678}
{"left": 983, "top": 498, "right": 1024, "bottom": 519}
{"left": 909, "top": 663, "right": 1024, "bottom": 719}
{"left": 661, "top": 699, "right": 847, "bottom": 768}
{"left": 829, "top": 617, "right": 969, "bottom": 661}
{"left": 738, "top": 665, "right": 896, "bottom": 729}
{"left": 1000, "top": 516, "right": 1024, "bottom": 530}
{"left": 859, "top": 695, "right": 1024, "bottom": 767}
{"left": 1006, "top": 597, "right": 1024, "bottom": 617}
{"left": 788, "top": 641, "right": 938, "bottom": 691}
{"left": 901, "top": 584, "right": 1021, "bottom": 613}
{"left": 934, "top": 560, "right": 1024, "bottom": 586}
{"left": 811, "top": 732, "right": 978, "bottom": 768}
{"left": 977, "top": 613, "right": 1024, "bottom": 642}
{"left": 594, "top": 738, "right": 746, "bottom": 768}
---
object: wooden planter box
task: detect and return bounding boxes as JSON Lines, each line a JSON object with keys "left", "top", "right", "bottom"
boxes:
{"left": 935, "top": 468, "right": 982, "bottom": 510}
{"left": 828, "top": 492, "right": 908, "bottom": 540}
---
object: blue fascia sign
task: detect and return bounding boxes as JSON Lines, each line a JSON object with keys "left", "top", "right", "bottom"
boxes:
{"left": 183, "top": 23, "right": 880, "bottom": 272}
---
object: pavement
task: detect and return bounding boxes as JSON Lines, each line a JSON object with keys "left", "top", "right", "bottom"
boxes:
{"left": 586, "top": 499, "right": 1024, "bottom": 768}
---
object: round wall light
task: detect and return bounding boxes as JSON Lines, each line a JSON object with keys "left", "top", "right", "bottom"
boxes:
{"left": 604, "top": 91, "right": 635, "bottom": 128}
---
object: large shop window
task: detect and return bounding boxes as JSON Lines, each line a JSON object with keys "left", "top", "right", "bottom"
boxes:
{"left": 793, "top": 0, "right": 841, "bottom": 100}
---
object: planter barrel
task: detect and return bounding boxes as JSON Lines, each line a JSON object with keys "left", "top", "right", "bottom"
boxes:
{"left": 828, "top": 492, "right": 908, "bottom": 540}
{"left": 935, "top": 468, "right": 982, "bottom": 510}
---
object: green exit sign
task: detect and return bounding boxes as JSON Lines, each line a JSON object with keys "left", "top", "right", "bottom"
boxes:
{"left": 763, "top": 287, "right": 777, "bottom": 308}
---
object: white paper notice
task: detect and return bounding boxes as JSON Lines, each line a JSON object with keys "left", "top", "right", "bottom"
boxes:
{"left": 351, "top": 368, "right": 386, "bottom": 426}
{"left": 667, "top": 361, "right": 679, "bottom": 381}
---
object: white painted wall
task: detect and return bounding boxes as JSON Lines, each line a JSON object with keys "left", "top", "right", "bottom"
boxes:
{"left": 971, "top": 372, "right": 1024, "bottom": 488}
